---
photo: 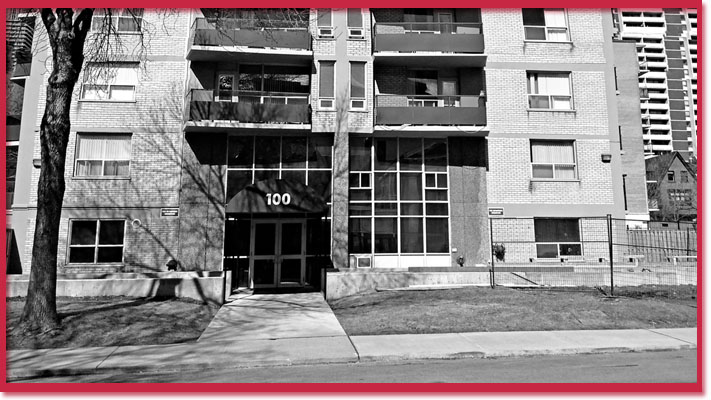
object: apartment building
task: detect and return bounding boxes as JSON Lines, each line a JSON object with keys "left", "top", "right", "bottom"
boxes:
{"left": 9, "top": 9, "right": 638, "bottom": 292}
{"left": 613, "top": 8, "right": 698, "bottom": 160}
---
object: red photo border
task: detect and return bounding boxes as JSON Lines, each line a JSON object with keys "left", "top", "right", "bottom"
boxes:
{"left": 0, "top": 0, "right": 703, "bottom": 393}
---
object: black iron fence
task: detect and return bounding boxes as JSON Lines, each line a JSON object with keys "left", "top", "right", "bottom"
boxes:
{"left": 489, "top": 216, "right": 697, "bottom": 295}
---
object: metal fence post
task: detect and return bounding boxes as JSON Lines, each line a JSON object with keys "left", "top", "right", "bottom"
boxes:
{"left": 607, "top": 214, "right": 614, "bottom": 297}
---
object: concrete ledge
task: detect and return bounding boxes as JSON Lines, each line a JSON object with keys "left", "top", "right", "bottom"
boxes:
{"left": 6, "top": 273, "right": 228, "bottom": 305}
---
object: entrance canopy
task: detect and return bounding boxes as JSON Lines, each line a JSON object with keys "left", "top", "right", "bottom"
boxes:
{"left": 225, "top": 178, "right": 328, "bottom": 214}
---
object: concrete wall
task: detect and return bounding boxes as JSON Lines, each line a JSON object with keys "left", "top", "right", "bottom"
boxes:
{"left": 7, "top": 272, "right": 228, "bottom": 305}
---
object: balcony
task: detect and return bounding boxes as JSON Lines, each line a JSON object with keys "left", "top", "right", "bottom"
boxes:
{"left": 186, "top": 89, "right": 310, "bottom": 127}
{"left": 375, "top": 95, "right": 486, "bottom": 126}
{"left": 188, "top": 17, "right": 312, "bottom": 63}
{"left": 6, "top": 19, "right": 34, "bottom": 79}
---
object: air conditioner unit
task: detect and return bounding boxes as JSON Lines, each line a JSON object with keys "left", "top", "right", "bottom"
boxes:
{"left": 320, "top": 99, "right": 334, "bottom": 108}
{"left": 318, "top": 27, "right": 334, "bottom": 38}
{"left": 350, "top": 99, "right": 365, "bottom": 109}
{"left": 348, "top": 28, "right": 364, "bottom": 39}
{"left": 355, "top": 255, "right": 372, "bottom": 268}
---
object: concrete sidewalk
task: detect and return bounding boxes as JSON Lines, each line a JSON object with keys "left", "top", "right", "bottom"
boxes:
{"left": 7, "top": 327, "right": 696, "bottom": 380}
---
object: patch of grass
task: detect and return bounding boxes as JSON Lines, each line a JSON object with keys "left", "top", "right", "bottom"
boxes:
{"left": 328, "top": 286, "right": 697, "bottom": 336}
{"left": 7, "top": 296, "right": 219, "bottom": 350}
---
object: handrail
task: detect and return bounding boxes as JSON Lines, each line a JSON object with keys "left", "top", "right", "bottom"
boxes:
{"left": 190, "top": 89, "right": 310, "bottom": 102}
{"left": 194, "top": 17, "right": 309, "bottom": 31}
{"left": 375, "top": 94, "right": 483, "bottom": 107}
{"left": 374, "top": 21, "right": 481, "bottom": 34}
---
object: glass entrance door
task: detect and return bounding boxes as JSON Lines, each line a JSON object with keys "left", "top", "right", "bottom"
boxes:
{"left": 250, "top": 220, "right": 306, "bottom": 288}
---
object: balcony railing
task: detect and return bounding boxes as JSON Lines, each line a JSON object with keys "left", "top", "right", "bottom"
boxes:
{"left": 375, "top": 94, "right": 486, "bottom": 125}
{"left": 6, "top": 19, "right": 34, "bottom": 67}
{"left": 373, "top": 22, "right": 484, "bottom": 53}
{"left": 188, "top": 89, "right": 310, "bottom": 124}
{"left": 191, "top": 17, "right": 311, "bottom": 50}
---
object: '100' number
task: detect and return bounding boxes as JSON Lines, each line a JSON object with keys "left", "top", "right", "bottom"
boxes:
{"left": 266, "top": 193, "right": 291, "bottom": 206}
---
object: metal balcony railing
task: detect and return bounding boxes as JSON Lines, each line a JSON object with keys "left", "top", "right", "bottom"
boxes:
{"left": 373, "top": 22, "right": 484, "bottom": 53}
{"left": 6, "top": 19, "right": 34, "bottom": 65}
{"left": 191, "top": 17, "right": 311, "bottom": 50}
{"left": 375, "top": 94, "right": 486, "bottom": 125}
{"left": 188, "top": 89, "right": 310, "bottom": 124}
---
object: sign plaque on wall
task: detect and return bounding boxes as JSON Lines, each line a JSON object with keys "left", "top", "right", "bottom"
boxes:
{"left": 488, "top": 207, "right": 504, "bottom": 216}
{"left": 160, "top": 208, "right": 180, "bottom": 217}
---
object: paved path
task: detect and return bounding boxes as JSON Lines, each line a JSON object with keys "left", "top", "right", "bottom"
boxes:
{"left": 198, "top": 291, "right": 348, "bottom": 341}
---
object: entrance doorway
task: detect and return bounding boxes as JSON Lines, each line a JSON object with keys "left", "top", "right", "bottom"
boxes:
{"left": 250, "top": 220, "right": 306, "bottom": 288}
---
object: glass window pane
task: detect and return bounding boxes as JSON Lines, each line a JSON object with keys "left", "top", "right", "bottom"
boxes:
{"left": 228, "top": 136, "right": 254, "bottom": 167}
{"left": 281, "top": 170, "right": 306, "bottom": 186}
{"left": 254, "top": 137, "right": 281, "bottom": 168}
{"left": 97, "top": 247, "right": 123, "bottom": 262}
{"left": 99, "top": 221, "right": 124, "bottom": 245}
{"left": 399, "top": 138, "right": 422, "bottom": 171}
{"left": 374, "top": 173, "right": 397, "bottom": 200}
{"left": 281, "top": 137, "right": 307, "bottom": 168}
{"left": 525, "top": 26, "right": 546, "bottom": 40}
{"left": 560, "top": 243, "right": 582, "bottom": 256}
{"left": 400, "top": 173, "right": 422, "bottom": 201}
{"left": 350, "top": 62, "right": 366, "bottom": 99}
{"left": 225, "top": 219, "right": 251, "bottom": 256}
{"left": 425, "top": 173, "right": 436, "bottom": 187}
{"left": 374, "top": 203, "right": 397, "bottom": 215}
{"left": 529, "top": 95, "right": 550, "bottom": 108}
{"left": 426, "top": 218, "right": 449, "bottom": 253}
{"left": 401, "top": 217, "right": 424, "bottom": 253}
{"left": 401, "top": 203, "right": 423, "bottom": 215}
{"left": 308, "top": 135, "right": 333, "bottom": 168}
{"left": 532, "top": 165, "right": 554, "bottom": 178}
{"left": 69, "top": 247, "right": 95, "bottom": 263}
{"left": 425, "top": 189, "right": 447, "bottom": 201}
{"left": 306, "top": 218, "right": 330, "bottom": 255}
{"left": 349, "top": 218, "right": 371, "bottom": 253}
{"left": 238, "top": 65, "right": 262, "bottom": 91}
{"left": 374, "top": 218, "right": 398, "bottom": 253}
{"left": 426, "top": 203, "right": 448, "bottom": 215}
{"left": 534, "top": 218, "right": 580, "bottom": 242}
{"left": 109, "top": 85, "right": 134, "bottom": 101}
{"left": 556, "top": 165, "right": 576, "bottom": 179}
{"left": 308, "top": 171, "right": 332, "bottom": 202}
{"left": 536, "top": 243, "right": 558, "bottom": 258}
{"left": 317, "top": 9, "right": 331, "bottom": 26}
{"left": 349, "top": 203, "right": 372, "bottom": 216}
{"left": 349, "top": 138, "right": 371, "bottom": 171}
{"left": 437, "top": 174, "right": 448, "bottom": 188}
{"left": 347, "top": 8, "right": 362, "bottom": 27}
{"left": 319, "top": 61, "right": 335, "bottom": 98}
{"left": 226, "top": 170, "right": 252, "bottom": 201}
{"left": 254, "top": 169, "right": 279, "bottom": 182}
{"left": 263, "top": 65, "right": 310, "bottom": 93}
{"left": 374, "top": 138, "right": 397, "bottom": 171}
{"left": 349, "top": 189, "right": 371, "bottom": 201}
{"left": 71, "top": 221, "right": 98, "bottom": 245}
{"left": 522, "top": 8, "right": 546, "bottom": 26}
{"left": 424, "top": 139, "right": 447, "bottom": 171}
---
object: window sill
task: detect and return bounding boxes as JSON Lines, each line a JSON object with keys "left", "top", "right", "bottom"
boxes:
{"left": 78, "top": 99, "right": 137, "bottom": 104}
{"left": 347, "top": 37, "right": 367, "bottom": 41}
{"left": 72, "top": 176, "right": 131, "bottom": 180}
{"left": 526, "top": 108, "right": 576, "bottom": 113}
{"left": 349, "top": 108, "right": 368, "bottom": 113}
{"left": 524, "top": 39, "right": 573, "bottom": 45}
{"left": 530, "top": 178, "right": 580, "bottom": 183}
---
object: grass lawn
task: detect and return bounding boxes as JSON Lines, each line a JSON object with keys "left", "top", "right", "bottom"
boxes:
{"left": 7, "top": 297, "right": 220, "bottom": 350}
{"left": 329, "top": 286, "right": 697, "bottom": 336}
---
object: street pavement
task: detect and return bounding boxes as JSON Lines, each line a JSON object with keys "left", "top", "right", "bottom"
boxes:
{"left": 5, "top": 291, "right": 698, "bottom": 381}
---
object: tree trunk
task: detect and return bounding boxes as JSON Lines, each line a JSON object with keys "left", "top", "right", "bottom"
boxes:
{"left": 20, "top": 8, "right": 92, "bottom": 333}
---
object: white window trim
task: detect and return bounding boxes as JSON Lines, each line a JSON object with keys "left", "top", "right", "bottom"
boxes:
{"left": 349, "top": 62, "right": 367, "bottom": 111}
{"left": 79, "top": 63, "right": 139, "bottom": 102}
{"left": 74, "top": 133, "right": 133, "bottom": 179}
{"left": 91, "top": 10, "right": 143, "bottom": 34}
{"left": 67, "top": 219, "right": 126, "bottom": 264}
{"left": 526, "top": 71, "right": 574, "bottom": 111}
{"left": 318, "top": 60, "right": 336, "bottom": 110}
{"left": 530, "top": 140, "right": 578, "bottom": 181}
{"left": 523, "top": 8, "right": 571, "bottom": 43}
{"left": 533, "top": 218, "right": 583, "bottom": 259}
{"left": 316, "top": 9, "right": 334, "bottom": 38}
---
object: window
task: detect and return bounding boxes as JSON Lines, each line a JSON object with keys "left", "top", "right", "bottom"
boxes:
{"left": 81, "top": 63, "right": 138, "bottom": 101}
{"left": 534, "top": 218, "right": 581, "bottom": 258}
{"left": 530, "top": 141, "right": 576, "bottom": 180}
{"left": 319, "top": 61, "right": 335, "bottom": 108}
{"left": 350, "top": 62, "right": 366, "bottom": 109}
{"left": 68, "top": 220, "right": 125, "bottom": 263}
{"left": 523, "top": 9, "right": 569, "bottom": 41}
{"left": 6, "top": 145, "right": 18, "bottom": 209}
{"left": 317, "top": 9, "right": 333, "bottom": 37}
{"left": 347, "top": 9, "right": 364, "bottom": 38}
{"left": 680, "top": 170, "right": 689, "bottom": 183}
{"left": 527, "top": 72, "right": 572, "bottom": 110}
{"left": 75, "top": 134, "right": 132, "bottom": 177}
{"left": 348, "top": 138, "right": 450, "bottom": 255}
{"left": 667, "top": 171, "right": 675, "bottom": 182}
{"left": 668, "top": 189, "right": 692, "bottom": 202}
{"left": 92, "top": 9, "right": 143, "bottom": 33}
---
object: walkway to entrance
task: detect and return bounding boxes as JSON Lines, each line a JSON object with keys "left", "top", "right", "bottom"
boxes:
{"left": 198, "top": 290, "right": 348, "bottom": 342}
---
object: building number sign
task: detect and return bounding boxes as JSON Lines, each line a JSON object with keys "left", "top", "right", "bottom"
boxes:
{"left": 266, "top": 193, "right": 291, "bottom": 206}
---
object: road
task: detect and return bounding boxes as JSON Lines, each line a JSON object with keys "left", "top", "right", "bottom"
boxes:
{"left": 11, "top": 349, "right": 696, "bottom": 383}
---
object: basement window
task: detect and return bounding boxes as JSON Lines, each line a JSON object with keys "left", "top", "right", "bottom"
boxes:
{"left": 68, "top": 220, "right": 125, "bottom": 264}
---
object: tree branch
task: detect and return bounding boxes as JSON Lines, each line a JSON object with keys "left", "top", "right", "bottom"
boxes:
{"left": 40, "top": 8, "right": 58, "bottom": 47}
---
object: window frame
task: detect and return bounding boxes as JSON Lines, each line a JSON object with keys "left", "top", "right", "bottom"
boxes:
{"left": 533, "top": 218, "right": 582, "bottom": 259}
{"left": 318, "top": 60, "right": 336, "bottom": 110}
{"left": 349, "top": 61, "right": 367, "bottom": 110}
{"left": 67, "top": 219, "right": 126, "bottom": 264}
{"left": 74, "top": 133, "right": 133, "bottom": 178}
{"left": 667, "top": 171, "right": 675, "bottom": 182}
{"left": 530, "top": 140, "right": 578, "bottom": 181}
{"left": 347, "top": 8, "right": 365, "bottom": 39}
{"left": 316, "top": 9, "right": 334, "bottom": 38}
{"left": 527, "top": 71, "right": 574, "bottom": 111}
{"left": 522, "top": 8, "right": 571, "bottom": 42}
{"left": 92, "top": 9, "right": 143, "bottom": 34}
{"left": 79, "top": 62, "right": 139, "bottom": 102}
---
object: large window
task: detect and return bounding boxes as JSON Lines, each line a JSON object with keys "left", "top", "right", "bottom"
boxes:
{"left": 527, "top": 72, "right": 572, "bottom": 110}
{"left": 349, "top": 138, "right": 449, "bottom": 254}
{"left": 68, "top": 220, "right": 125, "bottom": 264}
{"left": 75, "top": 134, "right": 132, "bottom": 177}
{"left": 534, "top": 218, "right": 581, "bottom": 258}
{"left": 347, "top": 9, "right": 364, "bottom": 38}
{"left": 80, "top": 63, "right": 139, "bottom": 101}
{"left": 92, "top": 9, "right": 143, "bottom": 33}
{"left": 530, "top": 140, "right": 576, "bottom": 180}
{"left": 350, "top": 62, "right": 366, "bottom": 109}
{"left": 6, "top": 145, "right": 18, "bottom": 209}
{"left": 522, "top": 9, "right": 569, "bottom": 41}
{"left": 319, "top": 61, "right": 335, "bottom": 108}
